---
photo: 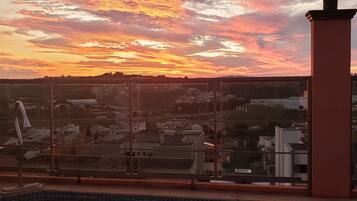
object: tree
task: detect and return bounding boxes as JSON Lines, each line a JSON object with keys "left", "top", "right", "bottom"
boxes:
{"left": 226, "top": 123, "right": 248, "bottom": 138}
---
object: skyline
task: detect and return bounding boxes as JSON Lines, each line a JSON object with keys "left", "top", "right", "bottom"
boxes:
{"left": 0, "top": 0, "right": 356, "bottom": 79}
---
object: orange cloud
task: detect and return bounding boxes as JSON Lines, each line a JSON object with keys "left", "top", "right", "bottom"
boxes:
{"left": 0, "top": 0, "right": 356, "bottom": 78}
{"left": 100, "top": 0, "right": 183, "bottom": 18}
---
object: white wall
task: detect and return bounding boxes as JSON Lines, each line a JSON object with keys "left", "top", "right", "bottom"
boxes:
{"left": 275, "top": 127, "right": 304, "bottom": 179}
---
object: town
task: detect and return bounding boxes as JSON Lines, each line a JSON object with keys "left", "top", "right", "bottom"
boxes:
{"left": 0, "top": 75, "right": 314, "bottom": 185}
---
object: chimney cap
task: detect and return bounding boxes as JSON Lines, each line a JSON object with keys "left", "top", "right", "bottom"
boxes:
{"left": 306, "top": 9, "right": 357, "bottom": 21}
{"left": 323, "top": 0, "right": 338, "bottom": 11}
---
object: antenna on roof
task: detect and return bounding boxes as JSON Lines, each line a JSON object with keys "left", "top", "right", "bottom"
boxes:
{"left": 323, "top": 0, "right": 338, "bottom": 11}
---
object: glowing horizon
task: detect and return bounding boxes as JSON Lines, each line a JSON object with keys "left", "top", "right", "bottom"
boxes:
{"left": 0, "top": 0, "right": 356, "bottom": 79}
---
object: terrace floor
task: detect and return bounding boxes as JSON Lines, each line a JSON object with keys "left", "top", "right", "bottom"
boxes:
{"left": 0, "top": 181, "right": 354, "bottom": 201}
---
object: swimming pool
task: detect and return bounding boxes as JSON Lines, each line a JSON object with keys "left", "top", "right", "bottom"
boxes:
{"left": 0, "top": 190, "right": 234, "bottom": 201}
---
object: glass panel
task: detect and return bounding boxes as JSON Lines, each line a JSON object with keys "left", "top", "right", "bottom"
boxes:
{"left": 218, "top": 80, "right": 308, "bottom": 185}
{"left": 218, "top": 150, "right": 307, "bottom": 185}
{"left": 132, "top": 83, "right": 211, "bottom": 175}
{"left": 0, "top": 79, "right": 310, "bottom": 186}
{"left": 0, "top": 84, "right": 50, "bottom": 172}
{"left": 54, "top": 84, "right": 129, "bottom": 173}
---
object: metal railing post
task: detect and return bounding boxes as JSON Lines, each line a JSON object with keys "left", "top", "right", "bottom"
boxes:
{"left": 213, "top": 80, "right": 218, "bottom": 178}
{"left": 307, "top": 77, "right": 312, "bottom": 191}
{"left": 49, "top": 83, "right": 55, "bottom": 171}
{"left": 292, "top": 151, "right": 295, "bottom": 186}
{"left": 17, "top": 146, "right": 23, "bottom": 187}
{"left": 219, "top": 82, "right": 222, "bottom": 112}
{"left": 129, "top": 82, "right": 133, "bottom": 175}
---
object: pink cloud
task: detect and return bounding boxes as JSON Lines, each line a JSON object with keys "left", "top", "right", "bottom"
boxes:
{"left": 0, "top": 0, "right": 355, "bottom": 78}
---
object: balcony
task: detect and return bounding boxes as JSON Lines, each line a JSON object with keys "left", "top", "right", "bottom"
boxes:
{"left": 0, "top": 0, "right": 355, "bottom": 199}
{"left": 0, "top": 77, "right": 309, "bottom": 195}
{"left": 1, "top": 75, "right": 357, "bottom": 201}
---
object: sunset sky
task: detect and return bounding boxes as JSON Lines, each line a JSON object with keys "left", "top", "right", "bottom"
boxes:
{"left": 0, "top": 0, "right": 356, "bottom": 78}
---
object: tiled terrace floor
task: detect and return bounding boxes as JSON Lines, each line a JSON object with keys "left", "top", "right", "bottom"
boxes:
{"left": 0, "top": 181, "right": 355, "bottom": 201}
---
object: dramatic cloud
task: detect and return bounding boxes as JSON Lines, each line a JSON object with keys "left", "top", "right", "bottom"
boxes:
{"left": 0, "top": 0, "right": 356, "bottom": 78}
{"left": 183, "top": 0, "right": 254, "bottom": 21}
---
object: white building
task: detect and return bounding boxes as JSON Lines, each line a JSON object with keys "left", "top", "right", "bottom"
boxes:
{"left": 251, "top": 97, "right": 307, "bottom": 110}
{"left": 57, "top": 123, "right": 80, "bottom": 135}
{"left": 109, "top": 121, "right": 146, "bottom": 136}
{"left": 275, "top": 127, "right": 307, "bottom": 183}
{"left": 119, "top": 124, "right": 205, "bottom": 174}
{"left": 3, "top": 127, "right": 49, "bottom": 145}
{"left": 66, "top": 99, "right": 98, "bottom": 108}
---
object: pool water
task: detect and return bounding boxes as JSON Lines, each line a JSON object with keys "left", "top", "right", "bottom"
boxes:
{"left": 0, "top": 191, "right": 233, "bottom": 201}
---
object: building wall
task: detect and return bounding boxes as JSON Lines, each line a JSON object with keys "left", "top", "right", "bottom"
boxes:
{"left": 275, "top": 127, "right": 306, "bottom": 181}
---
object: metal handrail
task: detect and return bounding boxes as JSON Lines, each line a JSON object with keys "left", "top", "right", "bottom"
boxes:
{"left": 0, "top": 76, "right": 309, "bottom": 84}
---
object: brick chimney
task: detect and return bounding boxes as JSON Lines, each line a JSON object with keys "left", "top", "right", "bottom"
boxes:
{"left": 306, "top": 0, "right": 356, "bottom": 198}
